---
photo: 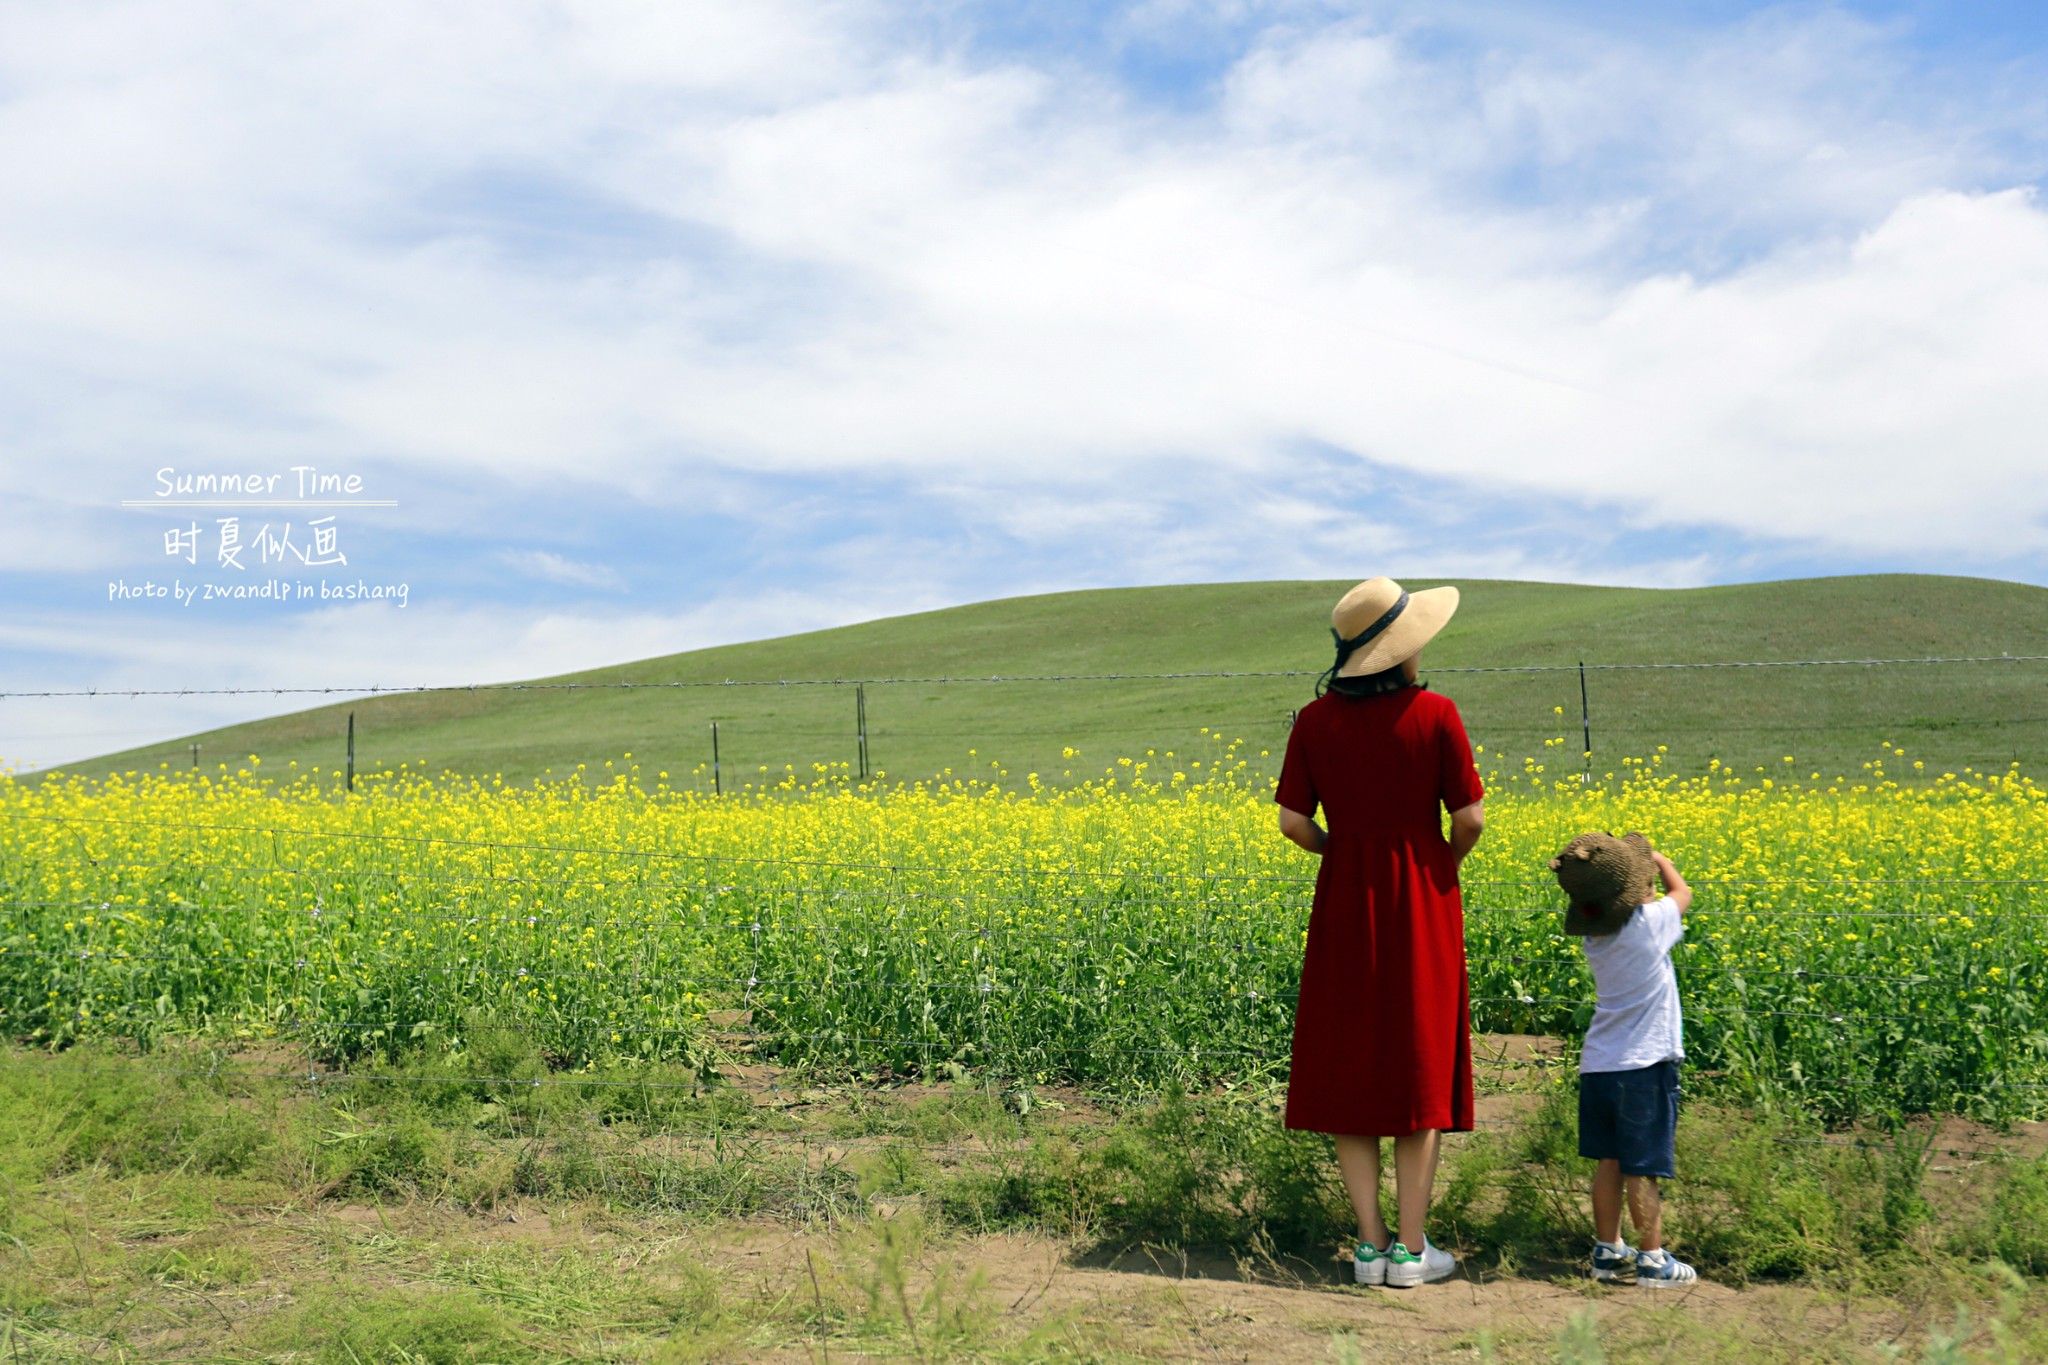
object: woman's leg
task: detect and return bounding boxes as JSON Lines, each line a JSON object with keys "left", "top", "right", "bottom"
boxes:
{"left": 1333, "top": 1135, "right": 1390, "bottom": 1248}
{"left": 1393, "top": 1128, "right": 1442, "bottom": 1248}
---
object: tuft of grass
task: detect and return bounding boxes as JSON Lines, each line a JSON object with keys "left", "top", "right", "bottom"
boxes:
{"left": 1957, "top": 1153, "right": 2048, "bottom": 1277}
{"left": 1555, "top": 1308, "right": 1605, "bottom": 1365}
{"left": 0, "top": 1046, "right": 271, "bottom": 1181}
{"left": 839, "top": 1206, "right": 999, "bottom": 1360}
{"left": 263, "top": 1285, "right": 532, "bottom": 1363}
{"left": 931, "top": 1084, "right": 1352, "bottom": 1256}
{"left": 134, "top": 1242, "right": 258, "bottom": 1289}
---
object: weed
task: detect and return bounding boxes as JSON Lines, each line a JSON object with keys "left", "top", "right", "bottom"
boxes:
{"left": 267, "top": 1285, "right": 531, "bottom": 1363}
{"left": 1555, "top": 1307, "right": 1605, "bottom": 1364}
{"left": 135, "top": 1242, "right": 257, "bottom": 1289}
{"left": 1970, "top": 1154, "right": 2048, "bottom": 1276}
{"left": 842, "top": 1207, "right": 997, "bottom": 1360}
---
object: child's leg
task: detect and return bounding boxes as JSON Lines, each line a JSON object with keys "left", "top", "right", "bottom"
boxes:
{"left": 1625, "top": 1175, "right": 1664, "bottom": 1252}
{"left": 1334, "top": 1135, "right": 1390, "bottom": 1248}
{"left": 1592, "top": 1159, "right": 1625, "bottom": 1244}
{"left": 1624, "top": 1060, "right": 1679, "bottom": 1254}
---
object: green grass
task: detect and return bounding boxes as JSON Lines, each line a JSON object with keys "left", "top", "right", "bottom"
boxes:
{"left": 4, "top": 1042, "right": 2048, "bottom": 1361}
{"left": 23, "top": 573, "right": 2048, "bottom": 790}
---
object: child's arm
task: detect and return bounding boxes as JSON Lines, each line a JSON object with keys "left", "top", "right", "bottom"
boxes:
{"left": 1650, "top": 849, "right": 1692, "bottom": 914}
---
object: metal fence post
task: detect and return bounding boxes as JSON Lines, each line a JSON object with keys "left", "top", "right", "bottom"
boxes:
{"left": 1578, "top": 661, "right": 1593, "bottom": 781}
{"left": 711, "top": 721, "right": 721, "bottom": 796}
{"left": 346, "top": 711, "right": 355, "bottom": 793}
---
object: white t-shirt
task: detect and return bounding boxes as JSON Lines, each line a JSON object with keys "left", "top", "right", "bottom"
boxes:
{"left": 1578, "top": 895, "right": 1685, "bottom": 1074}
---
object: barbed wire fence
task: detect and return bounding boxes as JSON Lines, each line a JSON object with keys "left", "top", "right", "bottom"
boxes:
{"left": 7, "top": 652, "right": 2048, "bottom": 795}
{"left": 11, "top": 652, "right": 2048, "bottom": 698}
{"left": 3, "top": 655, "right": 2046, "bottom": 1218}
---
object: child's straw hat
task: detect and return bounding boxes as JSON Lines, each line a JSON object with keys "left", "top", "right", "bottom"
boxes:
{"left": 1550, "top": 831, "right": 1658, "bottom": 936}
{"left": 1330, "top": 577, "right": 1460, "bottom": 677}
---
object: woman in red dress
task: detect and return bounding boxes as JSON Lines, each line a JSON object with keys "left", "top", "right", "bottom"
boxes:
{"left": 1274, "top": 577, "right": 1486, "bottom": 1289}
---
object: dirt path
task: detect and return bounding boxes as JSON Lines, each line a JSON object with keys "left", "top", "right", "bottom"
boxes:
{"left": 696, "top": 1220, "right": 1924, "bottom": 1362}
{"left": 292, "top": 1197, "right": 1959, "bottom": 1362}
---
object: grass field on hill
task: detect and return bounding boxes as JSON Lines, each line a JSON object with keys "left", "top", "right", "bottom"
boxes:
{"left": 25, "top": 574, "right": 2048, "bottom": 791}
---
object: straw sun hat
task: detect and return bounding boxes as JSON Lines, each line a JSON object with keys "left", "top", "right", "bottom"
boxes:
{"left": 1329, "top": 577, "right": 1461, "bottom": 678}
{"left": 1551, "top": 831, "right": 1659, "bottom": 936}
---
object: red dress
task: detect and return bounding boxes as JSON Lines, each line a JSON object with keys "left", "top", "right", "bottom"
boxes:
{"left": 1274, "top": 685, "right": 1486, "bottom": 1136}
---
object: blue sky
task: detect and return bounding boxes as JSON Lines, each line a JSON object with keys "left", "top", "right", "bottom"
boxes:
{"left": 2, "top": 0, "right": 2047, "bottom": 770}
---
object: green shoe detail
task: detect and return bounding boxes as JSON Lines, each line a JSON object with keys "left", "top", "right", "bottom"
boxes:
{"left": 1387, "top": 1243, "right": 1421, "bottom": 1264}
{"left": 1355, "top": 1241, "right": 1387, "bottom": 1262}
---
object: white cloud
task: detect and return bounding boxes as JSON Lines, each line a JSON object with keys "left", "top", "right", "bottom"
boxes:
{"left": 1, "top": 0, "right": 2045, "bottom": 711}
{"left": 496, "top": 548, "right": 626, "bottom": 590}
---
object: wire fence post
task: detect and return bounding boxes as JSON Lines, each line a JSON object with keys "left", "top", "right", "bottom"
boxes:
{"left": 856, "top": 682, "right": 868, "bottom": 782}
{"left": 711, "top": 721, "right": 721, "bottom": 796}
{"left": 189, "top": 742, "right": 200, "bottom": 768}
{"left": 1577, "top": 661, "right": 1593, "bottom": 782}
{"left": 346, "top": 711, "right": 355, "bottom": 793}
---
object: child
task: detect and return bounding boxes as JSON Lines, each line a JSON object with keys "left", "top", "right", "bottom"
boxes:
{"left": 1550, "top": 831, "right": 1699, "bottom": 1288}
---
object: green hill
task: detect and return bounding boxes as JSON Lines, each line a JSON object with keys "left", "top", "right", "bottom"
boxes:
{"left": 27, "top": 574, "right": 2048, "bottom": 793}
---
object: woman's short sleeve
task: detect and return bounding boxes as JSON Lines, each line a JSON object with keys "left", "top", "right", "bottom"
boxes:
{"left": 1437, "top": 698, "right": 1485, "bottom": 811}
{"left": 1274, "top": 709, "right": 1318, "bottom": 818}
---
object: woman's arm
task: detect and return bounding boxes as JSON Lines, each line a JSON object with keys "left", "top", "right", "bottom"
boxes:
{"left": 1278, "top": 805, "right": 1327, "bottom": 856}
{"left": 1436, "top": 699, "right": 1485, "bottom": 869}
{"left": 1447, "top": 799, "right": 1484, "bottom": 866}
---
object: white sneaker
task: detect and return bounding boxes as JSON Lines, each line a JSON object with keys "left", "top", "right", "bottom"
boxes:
{"left": 1591, "top": 1238, "right": 1638, "bottom": 1282}
{"left": 1383, "top": 1236, "right": 1456, "bottom": 1288}
{"left": 1635, "top": 1248, "right": 1698, "bottom": 1288}
{"left": 1353, "top": 1239, "right": 1391, "bottom": 1286}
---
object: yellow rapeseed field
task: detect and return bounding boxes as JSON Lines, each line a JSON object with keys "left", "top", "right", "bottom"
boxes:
{"left": 3, "top": 733, "right": 2043, "bottom": 1121}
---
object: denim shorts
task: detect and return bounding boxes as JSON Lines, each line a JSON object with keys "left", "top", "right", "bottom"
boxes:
{"left": 1578, "top": 1058, "right": 1680, "bottom": 1178}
